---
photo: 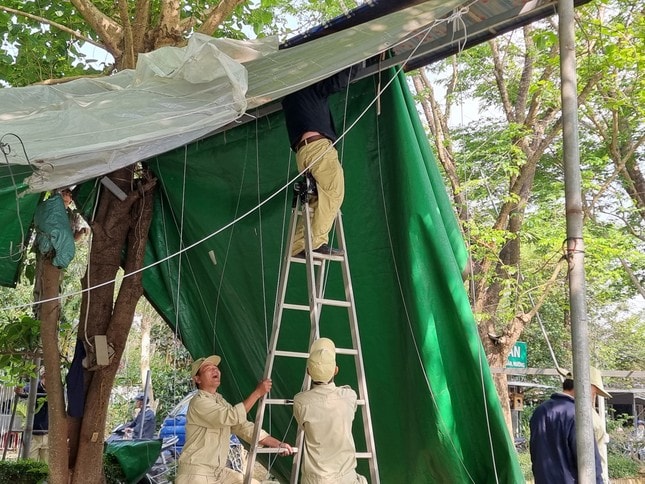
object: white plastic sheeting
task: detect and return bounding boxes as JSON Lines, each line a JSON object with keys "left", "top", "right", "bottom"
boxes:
{"left": 0, "top": 0, "right": 461, "bottom": 193}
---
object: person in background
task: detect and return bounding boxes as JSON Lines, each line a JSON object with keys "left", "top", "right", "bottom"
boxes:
{"left": 631, "top": 420, "right": 645, "bottom": 461}
{"left": 635, "top": 420, "right": 645, "bottom": 440}
{"left": 59, "top": 187, "right": 90, "bottom": 241}
{"left": 176, "top": 355, "right": 293, "bottom": 484}
{"left": 125, "top": 393, "right": 156, "bottom": 439}
{"left": 529, "top": 371, "right": 604, "bottom": 484}
{"left": 589, "top": 366, "right": 612, "bottom": 484}
{"left": 293, "top": 338, "right": 366, "bottom": 484}
{"left": 14, "top": 371, "right": 48, "bottom": 462}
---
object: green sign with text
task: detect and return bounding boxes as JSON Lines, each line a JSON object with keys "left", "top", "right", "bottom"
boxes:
{"left": 506, "top": 341, "right": 527, "bottom": 369}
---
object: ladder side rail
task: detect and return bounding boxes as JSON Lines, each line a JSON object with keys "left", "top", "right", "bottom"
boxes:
{"left": 335, "top": 212, "right": 381, "bottom": 484}
{"left": 289, "top": 385, "right": 308, "bottom": 484}
{"left": 302, "top": 199, "right": 322, "bottom": 336}
{"left": 244, "top": 205, "right": 301, "bottom": 484}
{"left": 291, "top": 196, "right": 323, "bottom": 483}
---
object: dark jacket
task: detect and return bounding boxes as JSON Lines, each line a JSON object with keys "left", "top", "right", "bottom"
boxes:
{"left": 127, "top": 406, "right": 156, "bottom": 439}
{"left": 529, "top": 392, "right": 603, "bottom": 484}
{"left": 281, "top": 68, "right": 354, "bottom": 150}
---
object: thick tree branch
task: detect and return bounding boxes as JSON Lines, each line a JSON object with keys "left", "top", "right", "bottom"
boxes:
{"left": 133, "top": 0, "right": 152, "bottom": 53}
{"left": 70, "top": 0, "right": 123, "bottom": 60}
{"left": 489, "top": 39, "right": 515, "bottom": 123}
{"left": 0, "top": 5, "right": 104, "bottom": 50}
{"left": 515, "top": 26, "right": 534, "bottom": 123}
{"left": 416, "top": 69, "right": 468, "bottom": 221}
{"left": 117, "top": 0, "right": 136, "bottom": 69}
{"left": 197, "top": 0, "right": 246, "bottom": 35}
{"left": 620, "top": 258, "right": 645, "bottom": 300}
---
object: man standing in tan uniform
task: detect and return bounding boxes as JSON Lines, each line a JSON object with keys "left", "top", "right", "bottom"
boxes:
{"left": 294, "top": 338, "right": 367, "bottom": 484}
{"left": 176, "top": 355, "right": 293, "bottom": 484}
{"left": 590, "top": 366, "right": 611, "bottom": 484}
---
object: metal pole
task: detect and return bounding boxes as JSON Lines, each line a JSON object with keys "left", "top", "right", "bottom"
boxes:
{"left": 20, "top": 359, "right": 41, "bottom": 460}
{"left": 138, "top": 369, "right": 152, "bottom": 439}
{"left": 558, "top": 1, "right": 596, "bottom": 482}
{"left": 1, "top": 395, "right": 19, "bottom": 461}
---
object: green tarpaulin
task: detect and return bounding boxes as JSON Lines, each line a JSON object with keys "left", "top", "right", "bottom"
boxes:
{"left": 0, "top": 163, "right": 40, "bottom": 287}
{"left": 141, "top": 70, "right": 523, "bottom": 483}
{"left": 105, "top": 439, "right": 161, "bottom": 483}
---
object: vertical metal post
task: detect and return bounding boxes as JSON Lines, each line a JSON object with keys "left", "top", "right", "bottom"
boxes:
{"left": 139, "top": 369, "right": 152, "bottom": 439}
{"left": 20, "top": 359, "right": 41, "bottom": 460}
{"left": 558, "top": 0, "right": 596, "bottom": 482}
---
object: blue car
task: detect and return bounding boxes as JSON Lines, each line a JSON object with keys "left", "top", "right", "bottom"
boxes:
{"left": 158, "top": 390, "right": 244, "bottom": 471}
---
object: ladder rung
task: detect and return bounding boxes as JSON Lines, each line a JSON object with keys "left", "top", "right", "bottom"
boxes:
{"left": 315, "top": 297, "right": 350, "bottom": 307}
{"left": 312, "top": 252, "right": 344, "bottom": 261}
{"left": 257, "top": 447, "right": 300, "bottom": 454}
{"left": 283, "top": 303, "right": 311, "bottom": 311}
{"left": 274, "top": 350, "right": 309, "bottom": 358}
{"left": 356, "top": 452, "right": 373, "bottom": 459}
{"left": 290, "top": 256, "right": 322, "bottom": 265}
{"left": 357, "top": 399, "right": 365, "bottom": 405}
{"left": 274, "top": 348, "right": 358, "bottom": 359}
{"left": 265, "top": 398, "right": 294, "bottom": 405}
{"left": 335, "top": 348, "right": 359, "bottom": 356}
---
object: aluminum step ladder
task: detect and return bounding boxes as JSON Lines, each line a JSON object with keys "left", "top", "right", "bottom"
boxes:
{"left": 244, "top": 175, "right": 380, "bottom": 484}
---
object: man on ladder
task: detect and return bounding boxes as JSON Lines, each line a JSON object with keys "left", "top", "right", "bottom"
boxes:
{"left": 282, "top": 67, "right": 359, "bottom": 258}
{"left": 245, "top": 65, "right": 379, "bottom": 484}
{"left": 294, "top": 338, "right": 367, "bottom": 484}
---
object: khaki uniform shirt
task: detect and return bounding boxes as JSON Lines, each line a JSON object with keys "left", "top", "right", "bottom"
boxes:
{"left": 294, "top": 382, "right": 365, "bottom": 484}
{"left": 177, "top": 390, "right": 268, "bottom": 477}
{"left": 592, "top": 409, "right": 609, "bottom": 484}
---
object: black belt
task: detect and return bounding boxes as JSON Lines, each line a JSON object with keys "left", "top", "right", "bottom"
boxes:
{"left": 295, "top": 134, "right": 327, "bottom": 152}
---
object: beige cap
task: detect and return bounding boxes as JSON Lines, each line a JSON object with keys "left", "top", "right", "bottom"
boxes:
{"left": 191, "top": 355, "right": 221, "bottom": 378}
{"left": 307, "top": 338, "right": 336, "bottom": 383}
{"left": 590, "top": 366, "right": 611, "bottom": 399}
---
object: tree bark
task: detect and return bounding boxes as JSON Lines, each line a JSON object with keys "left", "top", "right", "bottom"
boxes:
{"left": 39, "top": 256, "right": 70, "bottom": 484}
{"left": 69, "top": 167, "right": 156, "bottom": 483}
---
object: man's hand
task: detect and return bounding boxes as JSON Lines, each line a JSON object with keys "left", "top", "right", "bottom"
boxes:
{"left": 254, "top": 379, "right": 272, "bottom": 397}
{"left": 277, "top": 442, "right": 295, "bottom": 456}
{"left": 258, "top": 436, "right": 295, "bottom": 456}
{"left": 14, "top": 386, "right": 24, "bottom": 396}
{"left": 243, "top": 378, "right": 272, "bottom": 412}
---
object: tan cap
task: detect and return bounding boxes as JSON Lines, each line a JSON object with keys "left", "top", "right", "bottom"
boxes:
{"left": 191, "top": 355, "right": 221, "bottom": 378}
{"left": 590, "top": 366, "right": 611, "bottom": 399}
{"left": 307, "top": 338, "right": 336, "bottom": 383}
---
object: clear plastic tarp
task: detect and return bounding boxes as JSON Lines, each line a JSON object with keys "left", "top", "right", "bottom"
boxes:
{"left": 0, "top": 0, "right": 462, "bottom": 193}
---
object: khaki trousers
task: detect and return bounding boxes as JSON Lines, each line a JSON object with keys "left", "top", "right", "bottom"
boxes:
{"left": 176, "top": 468, "right": 260, "bottom": 484}
{"left": 28, "top": 433, "right": 48, "bottom": 462}
{"left": 291, "top": 138, "right": 345, "bottom": 256}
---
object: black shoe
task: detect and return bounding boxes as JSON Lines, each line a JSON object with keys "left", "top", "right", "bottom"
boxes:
{"left": 292, "top": 251, "right": 305, "bottom": 259}
{"left": 313, "top": 244, "right": 344, "bottom": 257}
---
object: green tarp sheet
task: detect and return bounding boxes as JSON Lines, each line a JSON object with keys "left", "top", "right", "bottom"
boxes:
{"left": 0, "top": 163, "right": 40, "bottom": 287}
{"left": 105, "top": 439, "right": 161, "bottom": 483}
{"left": 142, "top": 70, "right": 523, "bottom": 483}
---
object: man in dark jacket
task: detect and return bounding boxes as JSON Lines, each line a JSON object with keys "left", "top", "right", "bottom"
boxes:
{"left": 282, "top": 67, "right": 358, "bottom": 258}
{"left": 529, "top": 375, "right": 603, "bottom": 484}
{"left": 15, "top": 372, "right": 48, "bottom": 462}
{"left": 126, "top": 393, "right": 156, "bottom": 439}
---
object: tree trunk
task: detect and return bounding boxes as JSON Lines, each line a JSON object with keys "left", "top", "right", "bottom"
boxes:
{"left": 69, "top": 167, "right": 156, "bottom": 483}
{"left": 39, "top": 256, "right": 69, "bottom": 484}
